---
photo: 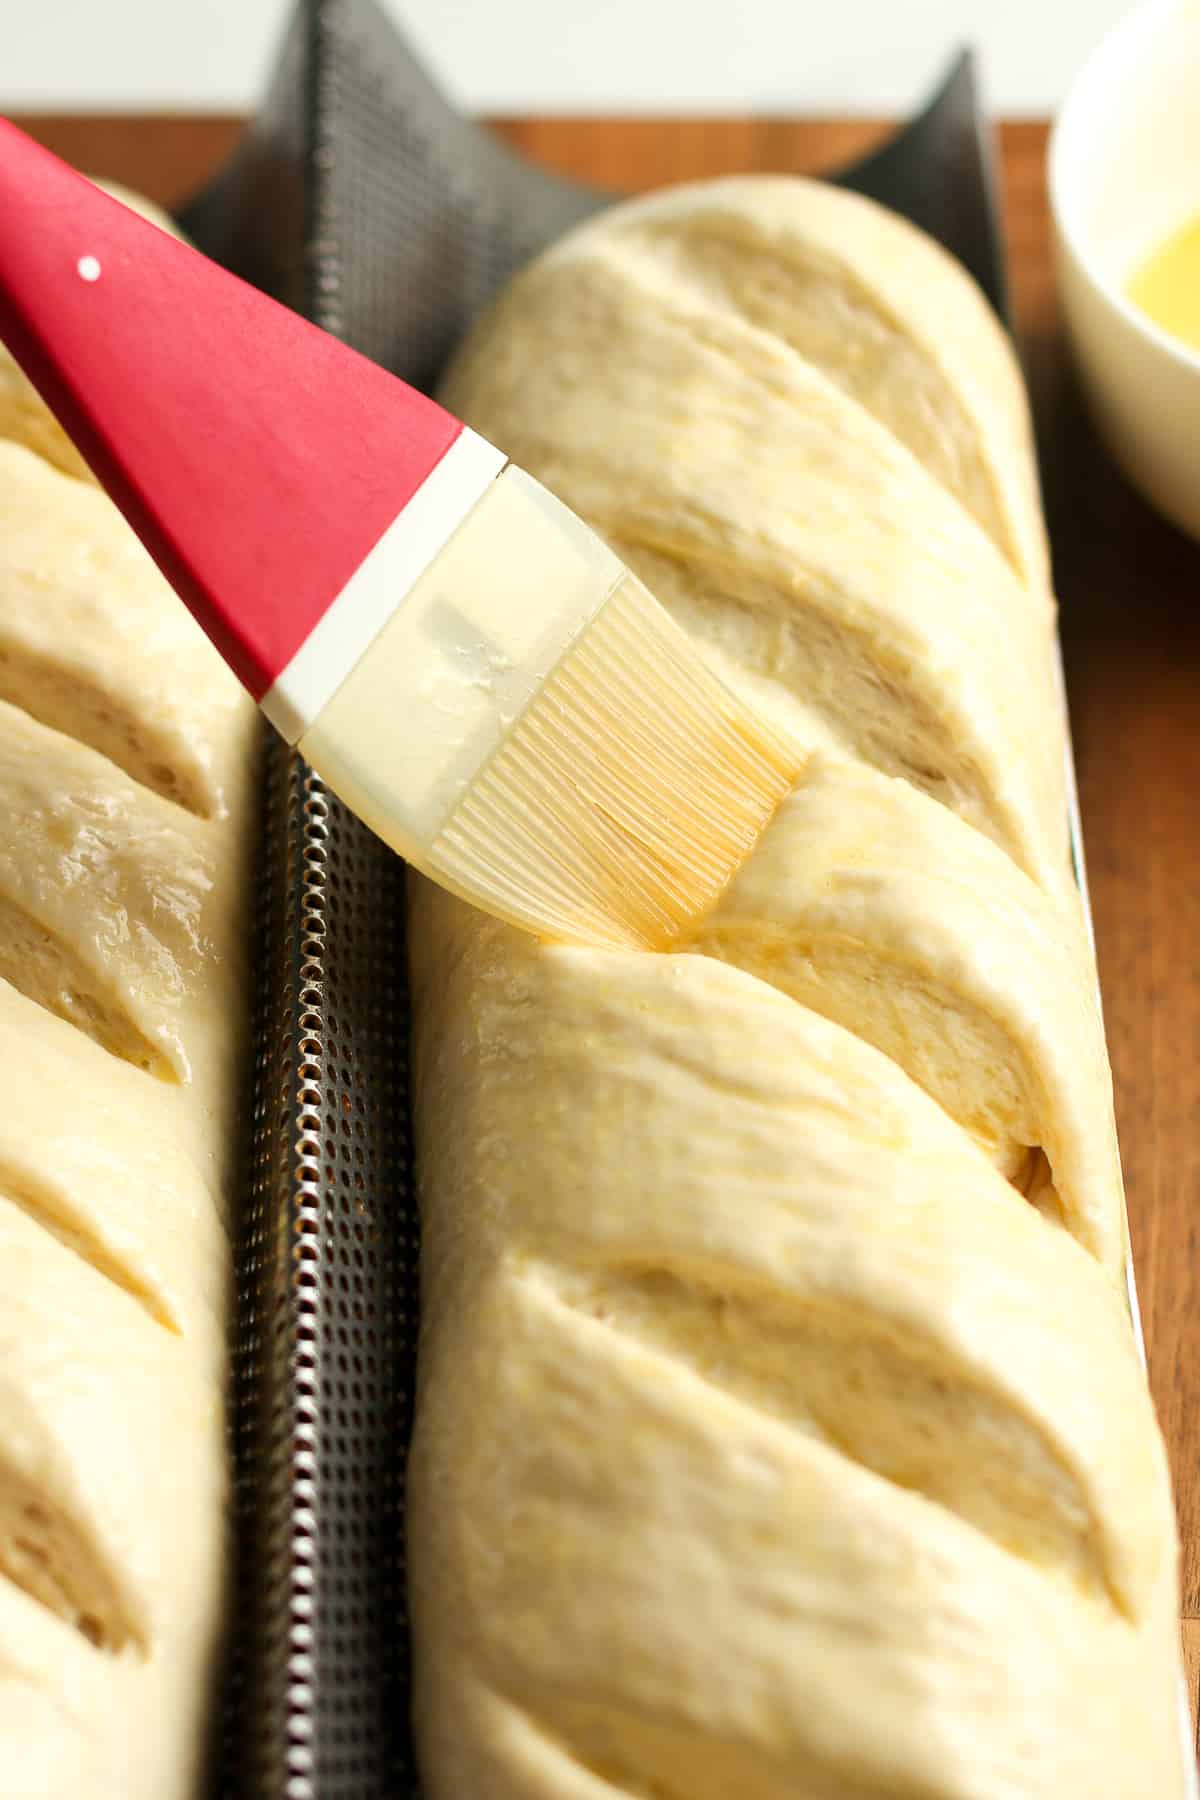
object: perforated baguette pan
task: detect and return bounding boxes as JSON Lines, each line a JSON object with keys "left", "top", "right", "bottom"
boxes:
{"left": 178, "top": 4, "right": 1196, "bottom": 1792}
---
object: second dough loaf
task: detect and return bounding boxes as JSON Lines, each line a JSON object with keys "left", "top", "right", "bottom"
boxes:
{"left": 0, "top": 171, "right": 257, "bottom": 1792}
{"left": 408, "top": 177, "right": 1185, "bottom": 1797}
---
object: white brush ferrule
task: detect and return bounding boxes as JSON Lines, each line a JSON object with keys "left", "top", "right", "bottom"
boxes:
{"left": 261, "top": 425, "right": 507, "bottom": 744}
{"left": 295, "top": 464, "right": 625, "bottom": 863}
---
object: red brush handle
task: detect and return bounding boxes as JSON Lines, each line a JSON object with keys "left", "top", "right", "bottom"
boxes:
{"left": 0, "top": 119, "right": 465, "bottom": 697}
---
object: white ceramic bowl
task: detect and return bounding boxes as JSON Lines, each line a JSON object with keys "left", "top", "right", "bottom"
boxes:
{"left": 1049, "top": 0, "right": 1200, "bottom": 540}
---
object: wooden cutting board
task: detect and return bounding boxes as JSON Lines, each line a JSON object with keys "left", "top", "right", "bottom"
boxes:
{"left": 13, "top": 111, "right": 1200, "bottom": 1751}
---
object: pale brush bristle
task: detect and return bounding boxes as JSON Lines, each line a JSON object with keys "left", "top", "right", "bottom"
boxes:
{"left": 426, "top": 575, "right": 800, "bottom": 948}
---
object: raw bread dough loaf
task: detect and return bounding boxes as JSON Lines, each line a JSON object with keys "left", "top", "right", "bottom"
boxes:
{"left": 0, "top": 258, "right": 256, "bottom": 1794}
{"left": 408, "top": 178, "right": 1186, "bottom": 1796}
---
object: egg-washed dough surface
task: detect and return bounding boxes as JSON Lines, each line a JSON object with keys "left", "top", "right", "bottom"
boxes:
{"left": 0, "top": 215, "right": 256, "bottom": 1797}
{"left": 411, "top": 177, "right": 1186, "bottom": 1796}
{"left": 580, "top": 177, "right": 1052, "bottom": 597}
{"left": 0, "top": 440, "right": 251, "bottom": 818}
{"left": 685, "top": 752, "right": 1124, "bottom": 1272}
{"left": 440, "top": 210, "right": 1069, "bottom": 902}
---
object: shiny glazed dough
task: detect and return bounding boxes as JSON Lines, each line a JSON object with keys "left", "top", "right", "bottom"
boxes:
{"left": 0, "top": 441, "right": 250, "bottom": 818}
{"left": 439, "top": 183, "right": 1069, "bottom": 900}
{"left": 410, "top": 177, "right": 1186, "bottom": 1796}
{"left": 0, "top": 286, "right": 256, "bottom": 1793}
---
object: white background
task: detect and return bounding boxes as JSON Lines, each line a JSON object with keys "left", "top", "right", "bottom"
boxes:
{"left": 3, "top": 0, "right": 1129, "bottom": 116}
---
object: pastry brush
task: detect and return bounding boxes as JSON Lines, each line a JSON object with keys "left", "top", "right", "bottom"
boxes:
{"left": 0, "top": 120, "right": 798, "bottom": 950}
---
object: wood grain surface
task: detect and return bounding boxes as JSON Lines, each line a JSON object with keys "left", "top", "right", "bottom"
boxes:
{"left": 11, "top": 112, "right": 1200, "bottom": 1746}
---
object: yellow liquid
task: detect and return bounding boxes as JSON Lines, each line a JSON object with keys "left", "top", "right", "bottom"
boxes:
{"left": 1126, "top": 212, "right": 1200, "bottom": 354}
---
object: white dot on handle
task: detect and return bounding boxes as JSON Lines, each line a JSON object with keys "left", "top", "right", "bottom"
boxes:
{"left": 77, "top": 255, "right": 101, "bottom": 282}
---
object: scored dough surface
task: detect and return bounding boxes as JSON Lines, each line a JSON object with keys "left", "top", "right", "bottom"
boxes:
{"left": 440, "top": 218, "right": 1068, "bottom": 899}
{"left": 0, "top": 440, "right": 252, "bottom": 818}
{"left": 410, "top": 177, "right": 1185, "bottom": 1797}
{"left": 0, "top": 213, "right": 256, "bottom": 1797}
